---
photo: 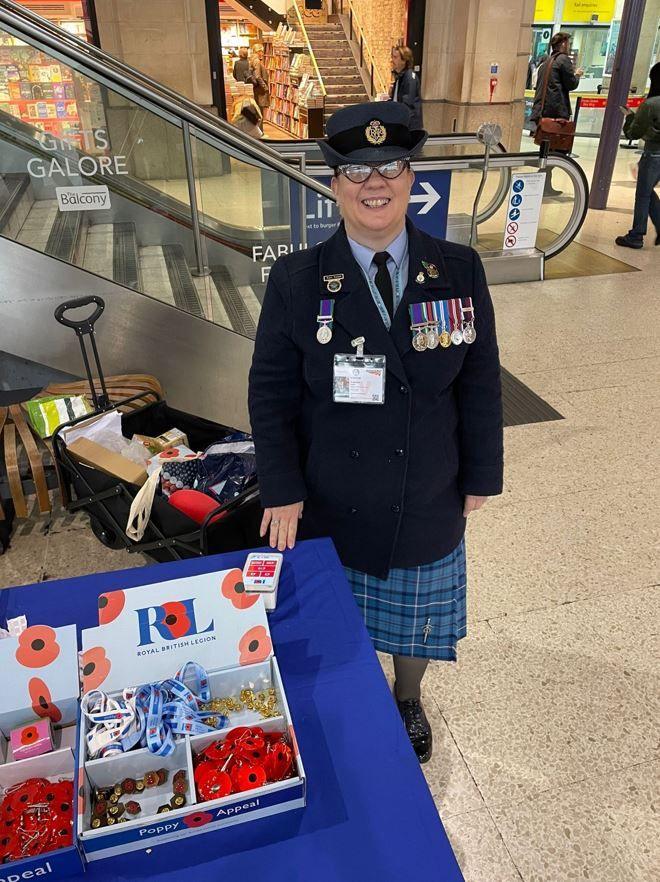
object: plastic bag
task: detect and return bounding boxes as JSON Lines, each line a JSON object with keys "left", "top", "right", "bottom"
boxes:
{"left": 196, "top": 432, "right": 257, "bottom": 504}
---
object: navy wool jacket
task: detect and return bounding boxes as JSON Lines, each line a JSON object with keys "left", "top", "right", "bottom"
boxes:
{"left": 248, "top": 221, "right": 504, "bottom": 579}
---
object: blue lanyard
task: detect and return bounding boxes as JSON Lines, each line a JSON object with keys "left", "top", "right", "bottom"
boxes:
{"left": 362, "top": 263, "right": 403, "bottom": 330}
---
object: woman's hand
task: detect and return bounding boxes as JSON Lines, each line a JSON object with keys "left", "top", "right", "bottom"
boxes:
{"left": 463, "top": 495, "right": 488, "bottom": 517}
{"left": 260, "top": 502, "right": 304, "bottom": 551}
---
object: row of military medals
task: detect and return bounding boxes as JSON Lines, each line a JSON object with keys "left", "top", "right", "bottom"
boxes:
{"left": 408, "top": 297, "right": 476, "bottom": 352}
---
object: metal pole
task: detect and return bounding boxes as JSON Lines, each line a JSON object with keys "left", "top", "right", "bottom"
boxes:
{"left": 300, "top": 153, "right": 308, "bottom": 250}
{"left": 589, "top": 0, "right": 646, "bottom": 210}
{"left": 470, "top": 143, "right": 491, "bottom": 247}
{"left": 181, "top": 121, "right": 210, "bottom": 277}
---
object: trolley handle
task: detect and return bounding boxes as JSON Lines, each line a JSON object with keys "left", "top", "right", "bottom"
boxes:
{"left": 54, "top": 296, "right": 105, "bottom": 334}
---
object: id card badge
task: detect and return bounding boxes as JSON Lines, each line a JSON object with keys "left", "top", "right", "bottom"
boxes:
{"left": 333, "top": 338, "right": 386, "bottom": 405}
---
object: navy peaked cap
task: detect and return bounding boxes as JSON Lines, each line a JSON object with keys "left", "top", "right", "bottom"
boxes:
{"left": 318, "top": 101, "right": 428, "bottom": 167}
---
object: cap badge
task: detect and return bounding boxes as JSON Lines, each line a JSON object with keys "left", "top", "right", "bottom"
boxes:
{"left": 365, "top": 120, "right": 387, "bottom": 146}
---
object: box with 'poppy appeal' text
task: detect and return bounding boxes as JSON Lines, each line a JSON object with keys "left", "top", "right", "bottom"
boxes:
{"left": 76, "top": 566, "right": 306, "bottom": 861}
{"left": 0, "top": 706, "right": 84, "bottom": 877}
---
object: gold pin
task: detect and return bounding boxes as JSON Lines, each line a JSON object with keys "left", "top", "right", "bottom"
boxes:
{"left": 422, "top": 261, "right": 439, "bottom": 279}
{"left": 416, "top": 272, "right": 425, "bottom": 284}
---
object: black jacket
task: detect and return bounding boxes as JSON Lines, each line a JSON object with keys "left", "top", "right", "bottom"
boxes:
{"left": 233, "top": 57, "right": 250, "bottom": 82}
{"left": 392, "top": 69, "right": 423, "bottom": 130}
{"left": 531, "top": 52, "right": 579, "bottom": 122}
{"left": 248, "top": 221, "right": 503, "bottom": 578}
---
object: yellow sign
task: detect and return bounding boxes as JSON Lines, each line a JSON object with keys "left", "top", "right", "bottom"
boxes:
{"left": 534, "top": 0, "right": 555, "bottom": 22}
{"left": 562, "top": 0, "right": 615, "bottom": 22}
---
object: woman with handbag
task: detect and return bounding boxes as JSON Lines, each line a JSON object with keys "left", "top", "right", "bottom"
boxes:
{"left": 249, "top": 45, "right": 270, "bottom": 112}
{"left": 531, "top": 32, "right": 583, "bottom": 196}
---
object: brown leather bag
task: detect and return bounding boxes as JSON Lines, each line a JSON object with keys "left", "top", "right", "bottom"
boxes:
{"left": 533, "top": 55, "right": 576, "bottom": 152}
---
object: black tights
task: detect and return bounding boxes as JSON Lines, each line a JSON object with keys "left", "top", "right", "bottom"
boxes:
{"left": 393, "top": 655, "right": 429, "bottom": 701}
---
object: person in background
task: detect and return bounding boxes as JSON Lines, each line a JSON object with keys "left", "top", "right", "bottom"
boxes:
{"left": 232, "top": 98, "right": 264, "bottom": 139}
{"left": 249, "top": 44, "right": 270, "bottom": 113}
{"left": 390, "top": 46, "right": 423, "bottom": 130}
{"left": 615, "top": 63, "right": 660, "bottom": 250}
{"left": 531, "top": 33, "right": 583, "bottom": 196}
{"left": 233, "top": 47, "right": 250, "bottom": 83}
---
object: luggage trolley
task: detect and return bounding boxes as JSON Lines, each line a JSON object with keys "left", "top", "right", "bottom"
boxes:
{"left": 51, "top": 296, "right": 262, "bottom": 563}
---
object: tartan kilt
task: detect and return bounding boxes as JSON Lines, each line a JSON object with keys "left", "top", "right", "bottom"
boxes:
{"left": 344, "top": 539, "right": 467, "bottom": 660}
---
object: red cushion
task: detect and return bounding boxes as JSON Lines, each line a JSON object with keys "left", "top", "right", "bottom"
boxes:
{"left": 168, "top": 490, "right": 227, "bottom": 525}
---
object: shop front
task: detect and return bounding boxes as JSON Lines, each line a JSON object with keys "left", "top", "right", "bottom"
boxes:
{"left": 0, "top": 0, "right": 101, "bottom": 150}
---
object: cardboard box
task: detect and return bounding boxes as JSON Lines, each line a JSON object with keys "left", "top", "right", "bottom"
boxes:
{"left": 0, "top": 623, "right": 80, "bottom": 736}
{"left": 77, "top": 566, "right": 305, "bottom": 860}
{"left": 0, "top": 706, "right": 84, "bottom": 878}
{"left": 68, "top": 437, "right": 148, "bottom": 486}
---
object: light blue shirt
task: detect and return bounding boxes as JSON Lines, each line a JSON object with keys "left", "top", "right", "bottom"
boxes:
{"left": 347, "top": 226, "right": 409, "bottom": 327}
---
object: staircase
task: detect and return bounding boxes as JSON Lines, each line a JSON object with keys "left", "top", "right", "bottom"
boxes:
{"left": 0, "top": 174, "right": 259, "bottom": 340}
{"left": 305, "top": 15, "right": 369, "bottom": 129}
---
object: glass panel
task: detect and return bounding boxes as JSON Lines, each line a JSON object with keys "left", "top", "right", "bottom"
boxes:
{"left": 190, "top": 128, "right": 315, "bottom": 338}
{"left": 442, "top": 159, "right": 580, "bottom": 255}
{"left": 0, "top": 24, "right": 205, "bottom": 311}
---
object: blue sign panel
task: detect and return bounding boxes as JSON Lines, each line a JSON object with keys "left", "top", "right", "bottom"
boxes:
{"left": 300, "top": 170, "right": 452, "bottom": 248}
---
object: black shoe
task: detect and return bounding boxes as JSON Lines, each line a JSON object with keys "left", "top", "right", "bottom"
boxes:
{"left": 396, "top": 697, "right": 433, "bottom": 764}
{"left": 615, "top": 234, "right": 643, "bottom": 249}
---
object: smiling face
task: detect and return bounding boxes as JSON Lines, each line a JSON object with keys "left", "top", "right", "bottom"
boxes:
{"left": 331, "top": 164, "right": 414, "bottom": 249}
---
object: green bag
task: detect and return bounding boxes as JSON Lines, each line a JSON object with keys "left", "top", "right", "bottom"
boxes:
{"left": 24, "top": 395, "right": 92, "bottom": 439}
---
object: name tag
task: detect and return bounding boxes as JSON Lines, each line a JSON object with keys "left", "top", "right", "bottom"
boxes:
{"left": 333, "top": 354, "right": 386, "bottom": 405}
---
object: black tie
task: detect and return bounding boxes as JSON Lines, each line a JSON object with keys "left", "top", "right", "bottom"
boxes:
{"left": 373, "top": 251, "right": 393, "bottom": 321}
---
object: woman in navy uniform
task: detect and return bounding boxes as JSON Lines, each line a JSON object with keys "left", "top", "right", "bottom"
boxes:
{"left": 248, "top": 102, "right": 503, "bottom": 763}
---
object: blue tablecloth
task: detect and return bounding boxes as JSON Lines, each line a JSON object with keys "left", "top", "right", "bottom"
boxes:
{"left": 0, "top": 538, "right": 463, "bottom": 882}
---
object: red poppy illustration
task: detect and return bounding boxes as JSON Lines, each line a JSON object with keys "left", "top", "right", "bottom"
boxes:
{"left": 221, "top": 569, "right": 259, "bottom": 610}
{"left": 20, "top": 726, "right": 39, "bottom": 746}
{"left": 98, "top": 590, "right": 125, "bottom": 625}
{"left": 28, "top": 677, "right": 63, "bottom": 724}
{"left": 160, "top": 601, "right": 192, "bottom": 639}
{"left": 182, "top": 811, "right": 214, "bottom": 829}
{"left": 79, "top": 647, "right": 111, "bottom": 692}
{"left": 238, "top": 626, "right": 272, "bottom": 665}
{"left": 15, "top": 625, "right": 60, "bottom": 668}
{"left": 160, "top": 448, "right": 181, "bottom": 459}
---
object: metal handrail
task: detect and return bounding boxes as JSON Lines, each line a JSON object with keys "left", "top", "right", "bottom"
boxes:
{"left": 0, "top": 0, "right": 333, "bottom": 199}
{"left": 290, "top": 0, "right": 327, "bottom": 97}
{"left": 344, "top": 0, "right": 389, "bottom": 96}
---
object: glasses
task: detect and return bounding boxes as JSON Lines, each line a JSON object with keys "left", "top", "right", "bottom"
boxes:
{"left": 335, "top": 159, "right": 410, "bottom": 184}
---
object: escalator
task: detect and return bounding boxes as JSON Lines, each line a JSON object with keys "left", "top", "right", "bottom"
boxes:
{"left": 0, "top": 0, "right": 589, "bottom": 432}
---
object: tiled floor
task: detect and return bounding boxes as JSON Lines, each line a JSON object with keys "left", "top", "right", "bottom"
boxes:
{"left": 1, "top": 135, "right": 658, "bottom": 881}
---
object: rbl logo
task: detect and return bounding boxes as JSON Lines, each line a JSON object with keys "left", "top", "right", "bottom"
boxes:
{"left": 136, "top": 599, "right": 214, "bottom": 646}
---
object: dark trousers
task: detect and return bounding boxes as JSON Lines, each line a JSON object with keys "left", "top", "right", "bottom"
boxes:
{"left": 629, "top": 151, "right": 660, "bottom": 238}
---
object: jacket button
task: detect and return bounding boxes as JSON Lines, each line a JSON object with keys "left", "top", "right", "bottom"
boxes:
{"left": 391, "top": 504, "right": 401, "bottom": 513}
{"left": 394, "top": 449, "right": 404, "bottom": 457}
{"left": 399, "top": 385, "right": 408, "bottom": 395}
{"left": 350, "top": 449, "right": 359, "bottom": 458}
{"left": 349, "top": 507, "right": 358, "bottom": 514}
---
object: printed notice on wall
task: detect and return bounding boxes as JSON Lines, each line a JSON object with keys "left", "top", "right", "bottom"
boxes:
{"left": 502, "top": 172, "right": 545, "bottom": 251}
{"left": 56, "top": 185, "right": 111, "bottom": 212}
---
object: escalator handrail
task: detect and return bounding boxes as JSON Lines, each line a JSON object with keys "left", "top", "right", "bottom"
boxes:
{"left": 0, "top": 0, "right": 334, "bottom": 198}
{"left": 0, "top": 1, "right": 588, "bottom": 260}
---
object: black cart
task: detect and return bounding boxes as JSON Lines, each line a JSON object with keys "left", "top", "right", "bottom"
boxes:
{"left": 51, "top": 296, "right": 261, "bottom": 563}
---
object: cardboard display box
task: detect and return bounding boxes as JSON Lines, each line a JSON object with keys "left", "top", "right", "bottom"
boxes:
{"left": 76, "top": 567, "right": 306, "bottom": 861}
